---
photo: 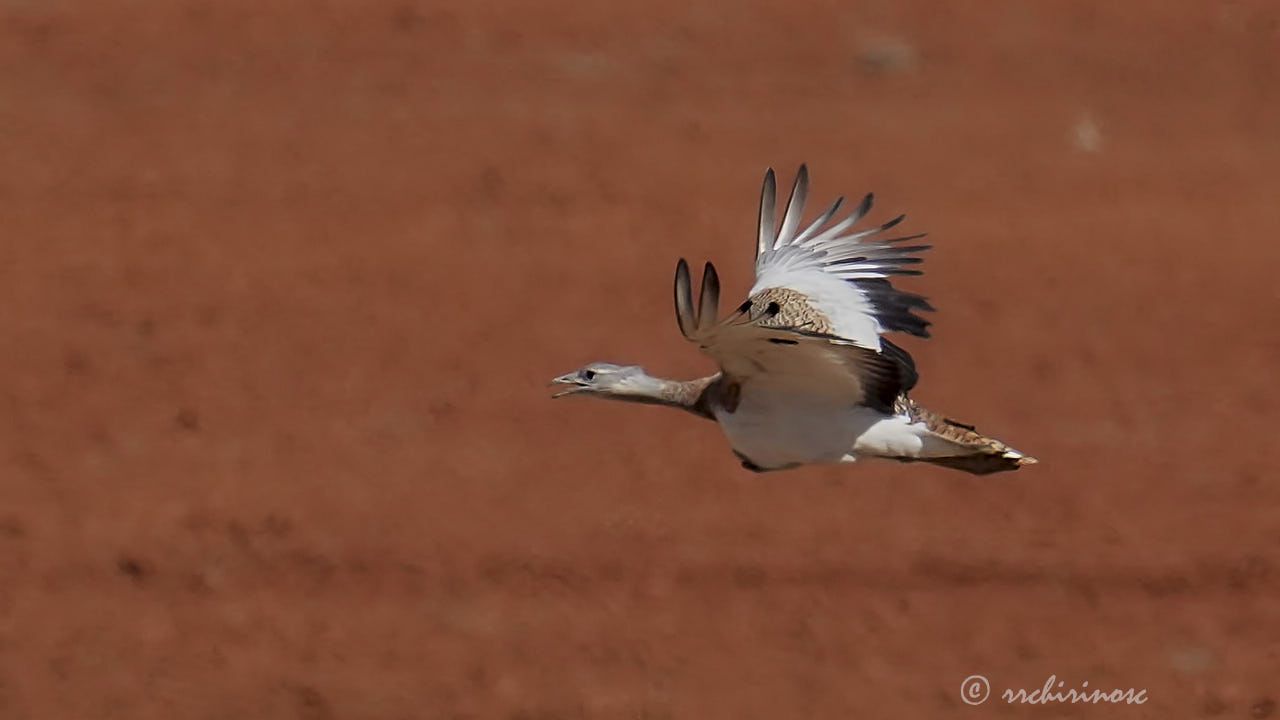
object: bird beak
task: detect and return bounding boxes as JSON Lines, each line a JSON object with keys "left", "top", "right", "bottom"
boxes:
{"left": 549, "top": 373, "right": 587, "bottom": 398}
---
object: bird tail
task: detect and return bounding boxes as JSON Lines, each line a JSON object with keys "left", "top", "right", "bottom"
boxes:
{"left": 894, "top": 397, "right": 1037, "bottom": 475}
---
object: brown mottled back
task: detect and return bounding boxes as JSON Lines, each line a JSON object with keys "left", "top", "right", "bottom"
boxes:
{"left": 747, "top": 287, "right": 833, "bottom": 334}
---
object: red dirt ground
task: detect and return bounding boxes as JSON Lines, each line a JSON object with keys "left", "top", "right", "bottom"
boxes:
{"left": 2, "top": 1, "right": 1278, "bottom": 717}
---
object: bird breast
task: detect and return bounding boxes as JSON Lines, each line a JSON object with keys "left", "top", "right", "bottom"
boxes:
{"left": 712, "top": 384, "right": 886, "bottom": 470}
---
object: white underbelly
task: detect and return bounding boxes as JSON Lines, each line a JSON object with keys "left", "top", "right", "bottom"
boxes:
{"left": 713, "top": 390, "right": 959, "bottom": 470}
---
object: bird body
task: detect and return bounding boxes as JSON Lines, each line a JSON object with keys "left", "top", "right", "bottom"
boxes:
{"left": 714, "top": 391, "right": 919, "bottom": 470}
{"left": 552, "top": 167, "right": 1036, "bottom": 475}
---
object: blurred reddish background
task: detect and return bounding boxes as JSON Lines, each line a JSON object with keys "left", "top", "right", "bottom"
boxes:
{"left": 1, "top": 1, "right": 1277, "bottom": 717}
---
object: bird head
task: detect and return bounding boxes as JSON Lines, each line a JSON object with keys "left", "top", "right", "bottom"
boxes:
{"left": 549, "top": 363, "right": 650, "bottom": 399}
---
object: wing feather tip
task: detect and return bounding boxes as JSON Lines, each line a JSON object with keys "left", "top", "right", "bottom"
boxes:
{"left": 757, "top": 169, "right": 778, "bottom": 258}
{"left": 674, "top": 258, "right": 695, "bottom": 339}
{"left": 773, "top": 165, "right": 810, "bottom": 251}
{"left": 698, "top": 261, "right": 720, "bottom": 330}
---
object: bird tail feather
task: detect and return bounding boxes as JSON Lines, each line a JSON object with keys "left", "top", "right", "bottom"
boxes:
{"left": 893, "top": 397, "right": 1037, "bottom": 475}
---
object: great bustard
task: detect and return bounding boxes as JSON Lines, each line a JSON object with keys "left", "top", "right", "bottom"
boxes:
{"left": 551, "top": 166, "right": 1036, "bottom": 475}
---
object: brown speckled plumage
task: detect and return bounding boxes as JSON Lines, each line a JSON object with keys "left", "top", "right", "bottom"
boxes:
{"left": 745, "top": 287, "right": 833, "bottom": 334}
{"left": 893, "top": 395, "right": 1037, "bottom": 474}
{"left": 894, "top": 396, "right": 1006, "bottom": 452}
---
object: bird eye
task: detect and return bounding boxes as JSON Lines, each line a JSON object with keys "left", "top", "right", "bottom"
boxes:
{"left": 581, "top": 369, "right": 596, "bottom": 381}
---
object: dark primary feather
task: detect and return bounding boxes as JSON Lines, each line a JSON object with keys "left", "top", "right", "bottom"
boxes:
{"left": 698, "top": 262, "right": 719, "bottom": 330}
{"left": 878, "top": 337, "right": 919, "bottom": 393}
{"left": 859, "top": 278, "right": 934, "bottom": 338}
{"left": 856, "top": 346, "right": 913, "bottom": 414}
{"left": 875, "top": 214, "right": 906, "bottom": 232}
{"left": 674, "top": 258, "right": 696, "bottom": 339}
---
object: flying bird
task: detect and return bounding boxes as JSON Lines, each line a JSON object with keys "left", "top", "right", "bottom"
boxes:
{"left": 551, "top": 166, "right": 1036, "bottom": 475}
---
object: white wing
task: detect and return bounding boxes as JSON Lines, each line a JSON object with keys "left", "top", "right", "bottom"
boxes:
{"left": 752, "top": 165, "right": 933, "bottom": 349}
